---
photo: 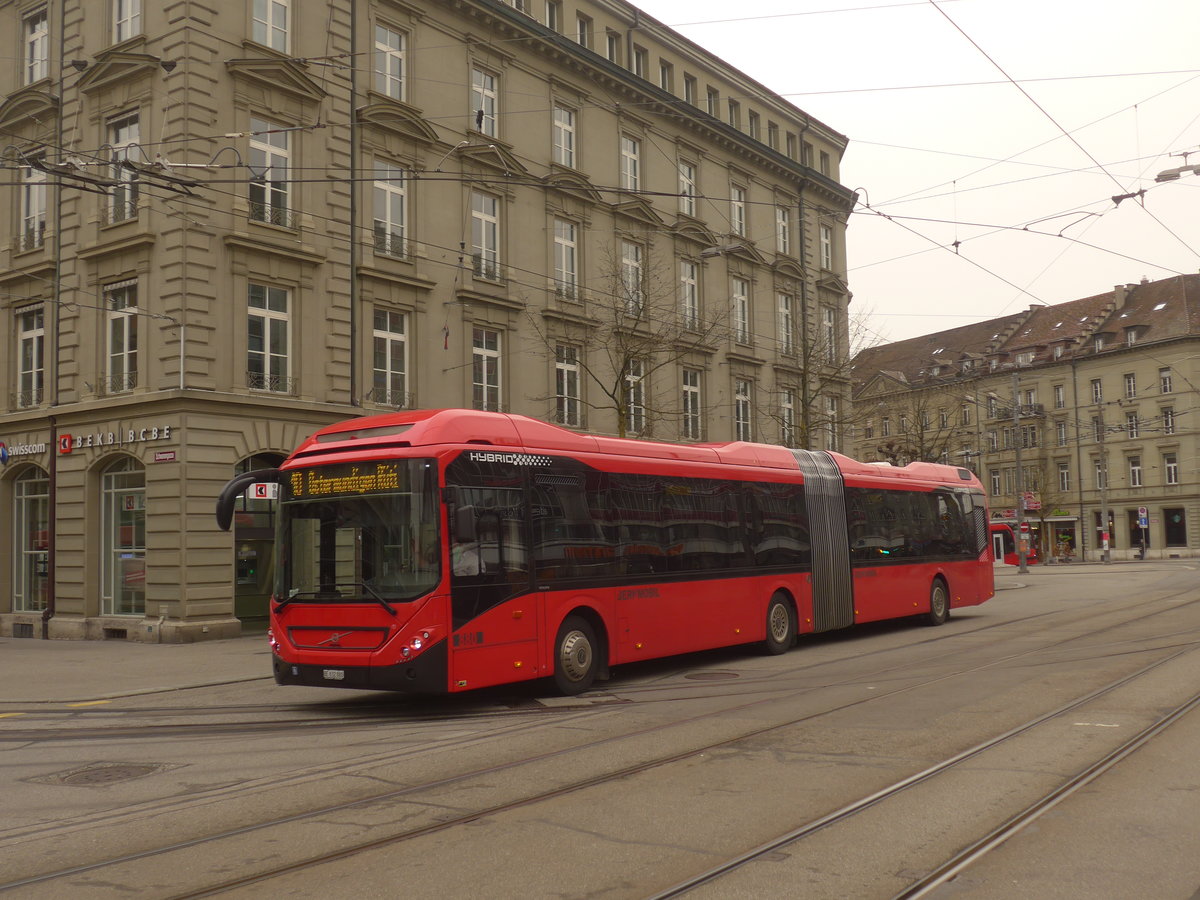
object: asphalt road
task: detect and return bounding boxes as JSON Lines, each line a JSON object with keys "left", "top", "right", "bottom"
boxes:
{"left": 1, "top": 560, "right": 1197, "bottom": 899}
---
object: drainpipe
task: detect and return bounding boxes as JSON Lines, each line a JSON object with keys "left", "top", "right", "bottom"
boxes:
{"left": 42, "top": 416, "right": 57, "bottom": 639}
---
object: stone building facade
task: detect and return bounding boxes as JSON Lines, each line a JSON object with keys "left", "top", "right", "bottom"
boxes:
{"left": 851, "top": 275, "right": 1200, "bottom": 562}
{"left": 0, "top": 0, "right": 854, "bottom": 639}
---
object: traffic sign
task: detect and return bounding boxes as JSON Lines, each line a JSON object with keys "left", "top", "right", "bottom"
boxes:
{"left": 1138, "top": 517, "right": 1148, "bottom": 528}
{"left": 1138, "top": 506, "right": 1148, "bottom": 517}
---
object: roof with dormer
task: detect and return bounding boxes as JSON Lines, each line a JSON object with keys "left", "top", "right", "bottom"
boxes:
{"left": 851, "top": 274, "right": 1200, "bottom": 397}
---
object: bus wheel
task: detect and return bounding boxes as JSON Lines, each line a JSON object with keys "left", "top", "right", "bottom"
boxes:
{"left": 554, "top": 616, "right": 598, "bottom": 695}
{"left": 763, "top": 594, "right": 796, "bottom": 655}
{"left": 927, "top": 579, "right": 950, "bottom": 626}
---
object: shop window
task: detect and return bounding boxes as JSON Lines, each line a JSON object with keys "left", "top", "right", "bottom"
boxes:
{"left": 14, "top": 467, "right": 49, "bottom": 612}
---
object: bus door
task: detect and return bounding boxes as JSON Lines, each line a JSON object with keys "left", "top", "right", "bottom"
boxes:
{"left": 992, "top": 530, "right": 1006, "bottom": 562}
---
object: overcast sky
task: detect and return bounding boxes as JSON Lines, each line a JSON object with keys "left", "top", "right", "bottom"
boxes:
{"left": 633, "top": 0, "right": 1200, "bottom": 347}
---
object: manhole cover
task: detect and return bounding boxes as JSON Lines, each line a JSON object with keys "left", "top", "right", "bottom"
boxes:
{"left": 31, "top": 762, "right": 177, "bottom": 787}
{"left": 684, "top": 671, "right": 739, "bottom": 681}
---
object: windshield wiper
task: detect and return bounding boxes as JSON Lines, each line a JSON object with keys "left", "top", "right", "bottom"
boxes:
{"left": 353, "top": 581, "right": 397, "bottom": 616}
{"left": 274, "top": 583, "right": 395, "bottom": 615}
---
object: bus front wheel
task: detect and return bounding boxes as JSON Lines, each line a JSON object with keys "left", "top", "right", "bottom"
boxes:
{"left": 763, "top": 593, "right": 796, "bottom": 655}
{"left": 927, "top": 579, "right": 950, "bottom": 626}
{"left": 554, "top": 615, "right": 598, "bottom": 695}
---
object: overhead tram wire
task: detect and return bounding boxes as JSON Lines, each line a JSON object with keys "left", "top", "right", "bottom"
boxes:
{"left": 925, "top": 0, "right": 1200, "bottom": 261}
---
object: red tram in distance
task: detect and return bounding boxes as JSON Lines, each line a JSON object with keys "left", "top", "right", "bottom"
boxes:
{"left": 216, "top": 409, "right": 995, "bottom": 695}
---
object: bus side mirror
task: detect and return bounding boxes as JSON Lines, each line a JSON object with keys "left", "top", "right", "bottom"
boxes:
{"left": 454, "top": 505, "right": 477, "bottom": 543}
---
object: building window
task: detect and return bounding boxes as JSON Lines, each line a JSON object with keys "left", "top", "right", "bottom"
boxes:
{"left": 819, "top": 150, "right": 831, "bottom": 175}
{"left": 575, "top": 14, "right": 592, "bottom": 48}
{"left": 682, "top": 368, "right": 702, "bottom": 440}
{"left": 1092, "top": 416, "right": 1102, "bottom": 442}
{"left": 776, "top": 206, "right": 790, "bottom": 255}
{"left": 472, "top": 327, "right": 501, "bottom": 411}
{"left": 13, "top": 467, "right": 49, "bottom": 612}
{"left": 786, "top": 132, "right": 797, "bottom": 159}
{"left": 372, "top": 307, "right": 407, "bottom": 407}
{"left": 1058, "top": 462, "right": 1071, "bottom": 492}
{"left": 248, "top": 117, "right": 291, "bottom": 226}
{"left": 24, "top": 7, "right": 48, "bottom": 84}
{"left": 621, "top": 241, "right": 643, "bottom": 314}
{"left": 471, "top": 67, "right": 498, "bottom": 136}
{"left": 658, "top": 60, "right": 673, "bottom": 91}
{"left": 1095, "top": 460, "right": 1107, "bottom": 490}
{"left": 822, "top": 306, "right": 837, "bottom": 359}
{"left": 626, "top": 358, "right": 646, "bottom": 434}
{"left": 780, "top": 388, "right": 796, "bottom": 446}
{"left": 881, "top": 416, "right": 890, "bottom": 437}
{"left": 605, "top": 31, "right": 620, "bottom": 63}
{"left": 555, "top": 343, "right": 581, "bottom": 426}
{"left": 734, "top": 379, "right": 752, "bottom": 441}
{"left": 373, "top": 162, "right": 407, "bottom": 258}
{"left": 987, "top": 430, "right": 998, "bottom": 451}
{"left": 727, "top": 99, "right": 740, "bottom": 129}
{"left": 730, "top": 186, "right": 746, "bottom": 236}
{"left": 767, "top": 122, "right": 779, "bottom": 149}
{"left": 620, "top": 135, "right": 640, "bottom": 191}
{"left": 777, "top": 292, "right": 794, "bottom": 354}
{"left": 678, "top": 161, "right": 696, "bottom": 216}
{"left": 105, "top": 280, "right": 138, "bottom": 394}
{"left": 1053, "top": 384, "right": 1065, "bottom": 408}
{"left": 247, "top": 283, "right": 290, "bottom": 392}
{"left": 1094, "top": 335, "right": 1106, "bottom": 352}
{"left": 989, "top": 470, "right": 1000, "bottom": 495}
{"left": 553, "top": 218, "right": 578, "bottom": 299}
{"left": 683, "top": 74, "right": 697, "bottom": 105}
{"left": 19, "top": 158, "right": 46, "bottom": 250}
{"left": 1124, "top": 372, "right": 1137, "bottom": 398}
{"left": 819, "top": 224, "right": 833, "bottom": 270}
{"left": 801, "top": 141, "right": 814, "bottom": 167}
{"left": 632, "top": 45, "right": 648, "bottom": 78}
{"left": 16, "top": 306, "right": 44, "bottom": 408}
{"left": 252, "top": 0, "right": 288, "bottom": 52}
{"left": 706, "top": 87, "right": 719, "bottom": 117}
{"left": 1164, "top": 452, "right": 1179, "bottom": 485}
{"left": 1090, "top": 378, "right": 1103, "bottom": 402}
{"left": 101, "top": 457, "right": 145, "bottom": 616}
{"left": 552, "top": 105, "right": 576, "bottom": 167}
{"left": 1129, "top": 456, "right": 1142, "bottom": 487}
{"left": 374, "top": 25, "right": 405, "bottom": 100}
{"left": 747, "top": 110, "right": 760, "bottom": 140}
{"left": 679, "top": 260, "right": 699, "bottom": 330}
{"left": 545, "top": 0, "right": 561, "bottom": 31}
{"left": 825, "top": 395, "right": 841, "bottom": 452}
{"left": 1056, "top": 420, "right": 1068, "bottom": 446}
{"left": 114, "top": 0, "right": 141, "bottom": 42}
{"left": 1162, "top": 406, "right": 1175, "bottom": 435}
{"left": 1165, "top": 508, "right": 1187, "bottom": 545}
{"left": 960, "top": 403, "right": 971, "bottom": 426}
{"left": 470, "top": 190, "right": 501, "bottom": 279}
{"left": 109, "top": 113, "right": 140, "bottom": 223}
{"left": 1126, "top": 412, "right": 1139, "bottom": 439}
{"left": 1160, "top": 367, "right": 1173, "bottom": 393}
{"left": 732, "top": 277, "right": 750, "bottom": 343}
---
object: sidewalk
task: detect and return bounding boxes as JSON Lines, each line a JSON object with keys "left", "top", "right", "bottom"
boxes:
{"left": 0, "top": 633, "right": 272, "bottom": 705}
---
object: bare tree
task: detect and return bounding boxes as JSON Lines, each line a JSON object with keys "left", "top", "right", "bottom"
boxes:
{"left": 867, "top": 382, "right": 973, "bottom": 464}
{"left": 525, "top": 239, "right": 729, "bottom": 438}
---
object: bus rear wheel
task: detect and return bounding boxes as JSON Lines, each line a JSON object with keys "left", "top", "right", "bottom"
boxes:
{"left": 763, "top": 593, "right": 796, "bottom": 655}
{"left": 554, "top": 616, "right": 598, "bottom": 695}
{"left": 927, "top": 578, "right": 950, "bottom": 626}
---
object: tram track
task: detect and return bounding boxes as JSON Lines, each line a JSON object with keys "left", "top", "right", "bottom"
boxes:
{"left": 647, "top": 650, "right": 1200, "bottom": 898}
{"left": 3, "top": 583, "right": 1190, "bottom": 744}
{"left": 3, "top": 585, "right": 1197, "bottom": 897}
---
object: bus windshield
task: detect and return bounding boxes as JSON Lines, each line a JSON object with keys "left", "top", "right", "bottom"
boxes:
{"left": 274, "top": 459, "right": 440, "bottom": 605}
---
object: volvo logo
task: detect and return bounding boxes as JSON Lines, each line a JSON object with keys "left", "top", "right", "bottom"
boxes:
{"left": 318, "top": 631, "right": 352, "bottom": 647}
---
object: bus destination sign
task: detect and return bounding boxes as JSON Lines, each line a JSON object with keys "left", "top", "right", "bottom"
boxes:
{"left": 288, "top": 462, "right": 402, "bottom": 499}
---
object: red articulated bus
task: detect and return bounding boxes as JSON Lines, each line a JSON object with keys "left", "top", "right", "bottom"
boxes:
{"left": 989, "top": 523, "right": 1040, "bottom": 566}
{"left": 216, "top": 409, "right": 995, "bottom": 695}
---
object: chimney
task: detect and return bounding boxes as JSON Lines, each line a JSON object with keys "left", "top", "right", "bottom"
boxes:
{"left": 1113, "top": 284, "right": 1127, "bottom": 309}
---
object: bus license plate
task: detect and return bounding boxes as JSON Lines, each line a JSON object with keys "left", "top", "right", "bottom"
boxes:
{"left": 323, "top": 668, "right": 345, "bottom": 681}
